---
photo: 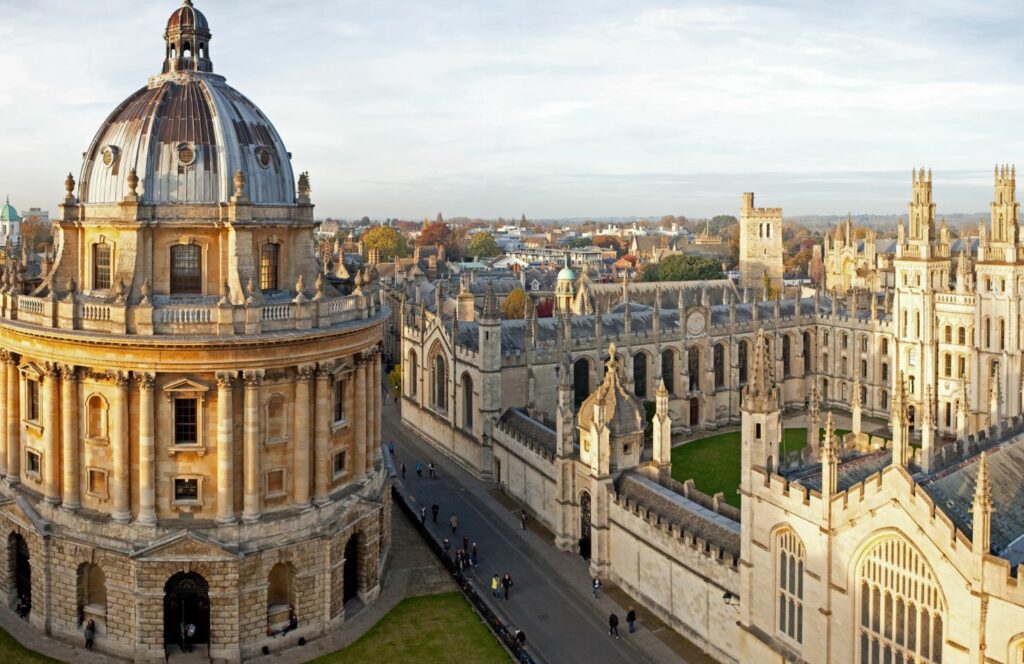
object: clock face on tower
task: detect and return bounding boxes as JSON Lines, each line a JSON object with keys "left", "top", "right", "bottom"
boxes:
{"left": 686, "top": 311, "right": 706, "bottom": 335}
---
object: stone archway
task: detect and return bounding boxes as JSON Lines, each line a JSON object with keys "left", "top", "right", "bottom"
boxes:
{"left": 578, "top": 492, "right": 592, "bottom": 560}
{"left": 164, "top": 572, "right": 210, "bottom": 655}
{"left": 8, "top": 533, "right": 30, "bottom": 613}
{"left": 343, "top": 534, "right": 359, "bottom": 604}
{"left": 689, "top": 397, "right": 701, "bottom": 427}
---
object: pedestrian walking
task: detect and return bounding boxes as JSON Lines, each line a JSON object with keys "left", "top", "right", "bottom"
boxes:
{"left": 428, "top": 462, "right": 436, "bottom": 478}
{"left": 443, "top": 539, "right": 450, "bottom": 557}
{"left": 609, "top": 613, "right": 620, "bottom": 638}
{"left": 400, "top": 462, "right": 406, "bottom": 479}
{"left": 84, "top": 619, "right": 95, "bottom": 650}
{"left": 471, "top": 542, "right": 479, "bottom": 567}
{"left": 491, "top": 574, "right": 500, "bottom": 598}
{"left": 431, "top": 503, "right": 439, "bottom": 523}
{"left": 450, "top": 513, "right": 458, "bottom": 534}
{"left": 501, "top": 573, "right": 513, "bottom": 599}
{"left": 462, "top": 535, "right": 469, "bottom": 554}
{"left": 419, "top": 506, "right": 426, "bottom": 526}
{"left": 627, "top": 607, "right": 637, "bottom": 633}
{"left": 592, "top": 575, "right": 601, "bottom": 599}
{"left": 415, "top": 462, "right": 423, "bottom": 477}
{"left": 388, "top": 442, "right": 395, "bottom": 457}
{"left": 185, "top": 622, "right": 197, "bottom": 652}
{"left": 520, "top": 510, "right": 528, "bottom": 530}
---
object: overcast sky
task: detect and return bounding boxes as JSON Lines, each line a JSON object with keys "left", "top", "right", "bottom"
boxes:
{"left": 1, "top": 0, "right": 1022, "bottom": 219}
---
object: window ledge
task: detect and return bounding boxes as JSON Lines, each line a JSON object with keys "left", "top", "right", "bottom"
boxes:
{"left": 169, "top": 444, "right": 206, "bottom": 456}
{"left": 24, "top": 470, "right": 41, "bottom": 482}
{"left": 86, "top": 436, "right": 110, "bottom": 447}
{"left": 23, "top": 420, "right": 42, "bottom": 435}
{"left": 265, "top": 489, "right": 288, "bottom": 500}
{"left": 264, "top": 437, "right": 289, "bottom": 448}
{"left": 87, "top": 490, "right": 109, "bottom": 501}
{"left": 331, "top": 419, "right": 349, "bottom": 434}
{"left": 172, "top": 500, "right": 203, "bottom": 511}
{"left": 333, "top": 469, "right": 349, "bottom": 481}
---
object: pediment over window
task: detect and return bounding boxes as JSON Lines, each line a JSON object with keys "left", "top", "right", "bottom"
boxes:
{"left": 162, "top": 378, "right": 209, "bottom": 398}
{"left": 18, "top": 362, "right": 44, "bottom": 379}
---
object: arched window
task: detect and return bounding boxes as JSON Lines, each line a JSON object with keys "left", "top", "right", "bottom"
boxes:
{"left": 461, "top": 373, "right": 473, "bottom": 429}
{"left": 266, "top": 395, "right": 286, "bottom": 442}
{"left": 687, "top": 347, "right": 700, "bottom": 392}
{"left": 407, "top": 351, "right": 418, "bottom": 398}
{"left": 86, "top": 395, "right": 108, "bottom": 440}
{"left": 714, "top": 344, "right": 725, "bottom": 389}
{"left": 856, "top": 537, "right": 944, "bottom": 664}
{"left": 776, "top": 529, "right": 804, "bottom": 644}
{"left": 573, "top": 358, "right": 590, "bottom": 406}
{"left": 802, "top": 332, "right": 811, "bottom": 373}
{"left": 944, "top": 325, "right": 952, "bottom": 343}
{"left": 944, "top": 353, "right": 952, "bottom": 377}
{"left": 984, "top": 317, "right": 992, "bottom": 348}
{"left": 915, "top": 311, "right": 921, "bottom": 338}
{"left": 76, "top": 563, "right": 106, "bottom": 628}
{"left": 661, "top": 350, "right": 675, "bottom": 396}
{"left": 267, "top": 562, "right": 295, "bottom": 632}
{"left": 879, "top": 390, "right": 888, "bottom": 410}
{"left": 782, "top": 336, "right": 792, "bottom": 377}
{"left": 881, "top": 362, "right": 888, "bottom": 382}
{"left": 842, "top": 333, "right": 848, "bottom": 349}
{"left": 93, "top": 243, "right": 111, "bottom": 290}
{"left": 999, "top": 318, "right": 1006, "bottom": 350}
{"left": 958, "top": 327, "right": 966, "bottom": 345}
{"left": 260, "top": 243, "right": 280, "bottom": 291}
{"left": 432, "top": 352, "right": 447, "bottom": 411}
{"left": 170, "top": 244, "right": 202, "bottom": 294}
{"left": 738, "top": 340, "right": 749, "bottom": 384}
{"left": 633, "top": 353, "right": 647, "bottom": 398}
{"left": 881, "top": 338, "right": 889, "bottom": 355}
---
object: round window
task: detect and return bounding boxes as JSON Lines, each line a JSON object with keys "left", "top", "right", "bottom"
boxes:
{"left": 257, "top": 147, "right": 272, "bottom": 169}
{"left": 178, "top": 143, "right": 196, "bottom": 166}
{"left": 101, "top": 146, "right": 118, "bottom": 167}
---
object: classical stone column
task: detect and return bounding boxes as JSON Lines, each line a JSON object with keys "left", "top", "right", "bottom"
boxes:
{"left": 42, "top": 364, "right": 61, "bottom": 504}
{"left": 216, "top": 372, "right": 236, "bottom": 524}
{"left": 354, "top": 358, "right": 368, "bottom": 478}
{"left": 242, "top": 370, "right": 262, "bottom": 522}
{"left": 313, "top": 363, "right": 332, "bottom": 503}
{"left": 5, "top": 352, "right": 19, "bottom": 484}
{"left": 293, "top": 365, "right": 315, "bottom": 508}
{"left": 136, "top": 372, "right": 157, "bottom": 525}
{"left": 60, "top": 365, "right": 80, "bottom": 510}
{"left": 111, "top": 372, "right": 131, "bottom": 522}
{"left": 0, "top": 352, "right": 9, "bottom": 479}
{"left": 371, "top": 351, "right": 382, "bottom": 472}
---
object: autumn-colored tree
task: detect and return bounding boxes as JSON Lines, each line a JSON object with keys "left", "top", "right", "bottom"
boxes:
{"left": 387, "top": 365, "right": 402, "bottom": 399}
{"left": 591, "top": 235, "right": 624, "bottom": 255}
{"left": 417, "top": 221, "right": 450, "bottom": 247}
{"left": 467, "top": 231, "right": 500, "bottom": 258}
{"left": 361, "top": 226, "right": 408, "bottom": 260}
{"left": 501, "top": 288, "right": 528, "bottom": 319}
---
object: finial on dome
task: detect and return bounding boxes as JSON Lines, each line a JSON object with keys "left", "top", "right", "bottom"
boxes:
{"left": 231, "top": 170, "right": 249, "bottom": 203}
{"left": 64, "top": 172, "right": 76, "bottom": 203}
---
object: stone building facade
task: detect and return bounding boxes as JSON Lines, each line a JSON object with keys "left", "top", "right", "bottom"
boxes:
{"left": 738, "top": 192, "right": 784, "bottom": 289}
{"left": 0, "top": 2, "right": 389, "bottom": 661}
{"left": 400, "top": 168, "right": 1024, "bottom": 663}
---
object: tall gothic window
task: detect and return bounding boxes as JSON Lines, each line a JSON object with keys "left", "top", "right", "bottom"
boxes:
{"left": 93, "top": 243, "right": 111, "bottom": 290}
{"left": 573, "top": 358, "right": 590, "bottom": 406}
{"left": 687, "top": 347, "right": 700, "bottom": 392}
{"left": 738, "top": 340, "right": 749, "bottom": 384}
{"left": 802, "top": 332, "right": 811, "bottom": 373}
{"left": 433, "top": 353, "right": 447, "bottom": 411}
{"left": 462, "top": 374, "right": 474, "bottom": 429}
{"left": 407, "top": 351, "right": 418, "bottom": 398}
{"left": 714, "top": 344, "right": 725, "bottom": 389}
{"left": 661, "top": 350, "right": 675, "bottom": 396}
{"left": 782, "top": 335, "right": 792, "bottom": 377}
{"left": 260, "top": 243, "right": 280, "bottom": 291}
{"left": 633, "top": 353, "right": 647, "bottom": 398}
{"left": 857, "top": 537, "right": 944, "bottom": 664}
{"left": 776, "top": 529, "right": 804, "bottom": 644}
{"left": 170, "top": 244, "right": 202, "bottom": 294}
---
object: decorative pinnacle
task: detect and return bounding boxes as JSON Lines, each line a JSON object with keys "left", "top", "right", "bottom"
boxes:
{"left": 656, "top": 378, "right": 668, "bottom": 398}
{"left": 971, "top": 451, "right": 993, "bottom": 515}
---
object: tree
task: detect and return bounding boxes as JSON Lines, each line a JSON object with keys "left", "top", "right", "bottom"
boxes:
{"left": 387, "top": 365, "right": 402, "bottom": 399}
{"left": 568, "top": 238, "right": 592, "bottom": 249}
{"left": 467, "top": 231, "right": 500, "bottom": 258}
{"left": 501, "top": 288, "right": 528, "bottom": 319}
{"left": 417, "top": 221, "right": 450, "bottom": 247}
{"left": 591, "top": 235, "right": 624, "bottom": 255}
{"left": 762, "top": 271, "right": 777, "bottom": 299}
{"left": 641, "top": 254, "right": 724, "bottom": 282}
{"left": 361, "top": 226, "right": 407, "bottom": 260}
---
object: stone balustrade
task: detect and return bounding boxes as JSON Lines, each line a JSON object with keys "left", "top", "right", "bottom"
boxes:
{"left": 1, "top": 290, "right": 377, "bottom": 337}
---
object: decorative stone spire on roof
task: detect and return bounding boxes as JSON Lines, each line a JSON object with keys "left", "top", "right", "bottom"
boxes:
{"left": 821, "top": 411, "right": 839, "bottom": 506}
{"left": 482, "top": 281, "right": 499, "bottom": 320}
{"left": 742, "top": 328, "right": 777, "bottom": 411}
{"left": 970, "top": 451, "right": 994, "bottom": 559}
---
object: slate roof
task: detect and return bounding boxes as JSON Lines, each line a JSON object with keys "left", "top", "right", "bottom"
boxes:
{"left": 496, "top": 408, "right": 557, "bottom": 456}
{"left": 920, "top": 435, "right": 1024, "bottom": 562}
{"left": 615, "top": 471, "right": 740, "bottom": 558}
{"left": 794, "top": 450, "right": 892, "bottom": 493}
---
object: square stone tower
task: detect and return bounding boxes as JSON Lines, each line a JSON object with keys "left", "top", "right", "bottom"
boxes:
{"left": 739, "top": 192, "right": 784, "bottom": 290}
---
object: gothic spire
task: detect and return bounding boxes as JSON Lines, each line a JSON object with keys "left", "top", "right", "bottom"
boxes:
{"left": 970, "top": 452, "right": 994, "bottom": 557}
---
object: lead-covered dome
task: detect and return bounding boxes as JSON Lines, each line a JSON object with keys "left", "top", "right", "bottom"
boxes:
{"left": 578, "top": 344, "right": 646, "bottom": 436}
{"left": 78, "top": 1, "right": 295, "bottom": 206}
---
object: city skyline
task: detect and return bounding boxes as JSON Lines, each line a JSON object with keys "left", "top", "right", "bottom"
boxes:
{"left": 1, "top": 0, "right": 1023, "bottom": 218}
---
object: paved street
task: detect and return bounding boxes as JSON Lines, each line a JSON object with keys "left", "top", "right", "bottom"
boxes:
{"left": 382, "top": 396, "right": 710, "bottom": 664}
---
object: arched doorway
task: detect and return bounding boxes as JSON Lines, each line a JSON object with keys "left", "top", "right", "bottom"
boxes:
{"left": 689, "top": 398, "right": 700, "bottom": 426}
{"left": 343, "top": 534, "right": 359, "bottom": 604}
{"left": 164, "top": 572, "right": 210, "bottom": 654}
{"left": 8, "top": 533, "right": 30, "bottom": 613}
{"left": 578, "top": 492, "right": 592, "bottom": 560}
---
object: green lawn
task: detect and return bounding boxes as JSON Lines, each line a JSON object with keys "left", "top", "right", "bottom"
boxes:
{"left": 0, "top": 625, "right": 61, "bottom": 663}
{"left": 311, "top": 592, "right": 508, "bottom": 664}
{"left": 671, "top": 427, "right": 851, "bottom": 509}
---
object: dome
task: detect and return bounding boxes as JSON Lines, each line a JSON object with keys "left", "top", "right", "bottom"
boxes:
{"left": 0, "top": 197, "right": 18, "bottom": 222}
{"left": 78, "top": 1, "right": 295, "bottom": 206}
{"left": 558, "top": 266, "right": 575, "bottom": 281}
{"left": 577, "top": 344, "right": 646, "bottom": 436}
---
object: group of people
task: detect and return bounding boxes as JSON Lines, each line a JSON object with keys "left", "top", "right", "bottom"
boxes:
{"left": 442, "top": 533, "right": 480, "bottom": 573}
{"left": 490, "top": 573, "right": 515, "bottom": 600}
{"left": 593, "top": 576, "right": 638, "bottom": 638}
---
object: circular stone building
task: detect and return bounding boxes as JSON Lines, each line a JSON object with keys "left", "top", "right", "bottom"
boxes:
{"left": 0, "top": 2, "right": 389, "bottom": 660}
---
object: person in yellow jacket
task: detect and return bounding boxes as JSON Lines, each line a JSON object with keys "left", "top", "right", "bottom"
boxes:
{"left": 491, "top": 574, "right": 500, "bottom": 598}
